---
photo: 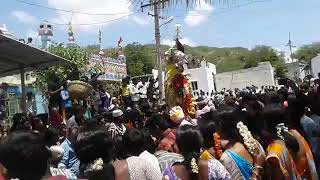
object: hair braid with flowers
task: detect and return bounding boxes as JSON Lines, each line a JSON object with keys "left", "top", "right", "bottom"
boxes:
{"left": 237, "top": 121, "right": 259, "bottom": 156}
{"left": 213, "top": 132, "right": 223, "bottom": 159}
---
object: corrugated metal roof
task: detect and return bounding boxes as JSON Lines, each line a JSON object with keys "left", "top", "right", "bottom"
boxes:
{"left": 0, "top": 34, "right": 71, "bottom": 77}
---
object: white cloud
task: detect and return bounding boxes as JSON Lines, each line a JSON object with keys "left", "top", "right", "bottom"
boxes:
{"left": 11, "top": 11, "right": 37, "bottom": 24}
{"left": 132, "top": 15, "right": 152, "bottom": 26}
{"left": 162, "top": 37, "right": 197, "bottom": 47}
{"left": 47, "top": 0, "right": 132, "bottom": 31}
{"left": 184, "top": 0, "right": 214, "bottom": 27}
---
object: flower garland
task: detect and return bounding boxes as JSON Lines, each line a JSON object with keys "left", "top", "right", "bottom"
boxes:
{"left": 172, "top": 73, "right": 195, "bottom": 117}
{"left": 84, "top": 158, "right": 104, "bottom": 174}
{"left": 237, "top": 121, "right": 258, "bottom": 156}
{"left": 165, "top": 46, "right": 195, "bottom": 118}
{"left": 191, "top": 158, "right": 199, "bottom": 174}
{"left": 213, "top": 132, "right": 223, "bottom": 159}
{"left": 172, "top": 74, "right": 186, "bottom": 96}
{"left": 276, "top": 123, "right": 289, "bottom": 140}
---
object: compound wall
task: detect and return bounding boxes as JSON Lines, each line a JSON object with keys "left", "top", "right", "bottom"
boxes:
{"left": 215, "top": 62, "right": 275, "bottom": 91}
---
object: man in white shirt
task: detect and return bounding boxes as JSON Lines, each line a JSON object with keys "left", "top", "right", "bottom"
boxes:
{"left": 129, "top": 79, "right": 140, "bottom": 104}
{"left": 108, "top": 109, "right": 126, "bottom": 139}
{"left": 139, "top": 79, "right": 149, "bottom": 104}
{"left": 153, "top": 79, "right": 159, "bottom": 100}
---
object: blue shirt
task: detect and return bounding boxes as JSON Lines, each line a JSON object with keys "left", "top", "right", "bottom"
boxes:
{"left": 301, "top": 115, "right": 320, "bottom": 160}
{"left": 60, "top": 90, "right": 72, "bottom": 108}
{"left": 310, "top": 114, "right": 320, "bottom": 127}
{"left": 58, "top": 139, "right": 80, "bottom": 176}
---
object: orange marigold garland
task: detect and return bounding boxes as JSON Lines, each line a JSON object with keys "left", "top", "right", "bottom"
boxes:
{"left": 172, "top": 74, "right": 195, "bottom": 117}
{"left": 213, "top": 132, "right": 223, "bottom": 159}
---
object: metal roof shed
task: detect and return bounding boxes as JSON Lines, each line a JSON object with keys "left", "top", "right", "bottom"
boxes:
{"left": 0, "top": 34, "right": 71, "bottom": 111}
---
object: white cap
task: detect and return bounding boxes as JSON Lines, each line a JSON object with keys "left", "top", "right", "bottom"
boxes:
{"left": 179, "top": 120, "right": 192, "bottom": 127}
{"left": 112, "top": 109, "right": 123, "bottom": 118}
{"left": 49, "top": 145, "right": 64, "bottom": 161}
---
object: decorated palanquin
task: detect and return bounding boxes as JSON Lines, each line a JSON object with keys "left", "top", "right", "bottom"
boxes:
{"left": 164, "top": 39, "right": 195, "bottom": 117}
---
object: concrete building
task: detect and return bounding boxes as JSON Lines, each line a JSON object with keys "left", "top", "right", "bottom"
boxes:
{"left": 311, "top": 55, "right": 320, "bottom": 79}
{"left": 215, "top": 62, "right": 275, "bottom": 91}
{"left": 285, "top": 62, "right": 308, "bottom": 82}
{"left": 184, "top": 61, "right": 217, "bottom": 95}
{"left": 152, "top": 61, "right": 217, "bottom": 95}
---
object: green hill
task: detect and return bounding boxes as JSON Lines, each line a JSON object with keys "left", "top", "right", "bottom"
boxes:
{"left": 151, "top": 44, "right": 251, "bottom": 73}
{"left": 90, "top": 43, "right": 285, "bottom": 77}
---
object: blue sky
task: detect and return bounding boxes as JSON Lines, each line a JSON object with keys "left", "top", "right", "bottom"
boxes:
{"left": 1, "top": 0, "right": 320, "bottom": 53}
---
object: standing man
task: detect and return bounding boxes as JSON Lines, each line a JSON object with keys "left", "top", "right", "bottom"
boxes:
{"left": 120, "top": 77, "right": 131, "bottom": 108}
{"left": 58, "top": 124, "right": 80, "bottom": 177}
{"left": 97, "top": 84, "right": 107, "bottom": 112}
{"left": 107, "top": 109, "right": 126, "bottom": 139}
{"left": 139, "top": 78, "right": 148, "bottom": 105}
{"left": 129, "top": 79, "right": 140, "bottom": 106}
{"left": 60, "top": 81, "right": 72, "bottom": 122}
{"left": 26, "top": 92, "right": 36, "bottom": 116}
{"left": 47, "top": 74, "right": 62, "bottom": 112}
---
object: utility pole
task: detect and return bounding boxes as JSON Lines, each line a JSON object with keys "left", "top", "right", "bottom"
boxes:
{"left": 286, "top": 32, "right": 296, "bottom": 62}
{"left": 141, "top": 0, "right": 167, "bottom": 104}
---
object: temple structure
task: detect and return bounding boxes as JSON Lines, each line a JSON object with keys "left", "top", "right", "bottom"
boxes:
{"left": 89, "top": 32, "right": 127, "bottom": 81}
{"left": 67, "top": 22, "right": 77, "bottom": 48}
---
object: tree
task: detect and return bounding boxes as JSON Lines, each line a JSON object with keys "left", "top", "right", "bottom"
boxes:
{"left": 124, "top": 42, "right": 155, "bottom": 77}
{"left": 294, "top": 43, "right": 320, "bottom": 61}
{"left": 243, "top": 59, "right": 258, "bottom": 68}
{"left": 83, "top": 44, "right": 100, "bottom": 54}
{"left": 245, "top": 45, "right": 287, "bottom": 78}
{"left": 33, "top": 45, "right": 89, "bottom": 89}
{"left": 274, "top": 61, "right": 288, "bottom": 78}
{"left": 249, "top": 45, "right": 280, "bottom": 63}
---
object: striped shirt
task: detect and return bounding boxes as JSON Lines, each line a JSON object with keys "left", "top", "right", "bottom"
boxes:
{"left": 107, "top": 122, "right": 126, "bottom": 139}
{"left": 154, "top": 150, "right": 184, "bottom": 173}
{"left": 50, "top": 167, "right": 77, "bottom": 179}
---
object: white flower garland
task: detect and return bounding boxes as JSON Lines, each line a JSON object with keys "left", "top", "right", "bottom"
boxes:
{"left": 237, "top": 121, "right": 258, "bottom": 156}
{"left": 276, "top": 123, "right": 289, "bottom": 140}
{"left": 84, "top": 158, "right": 104, "bottom": 173}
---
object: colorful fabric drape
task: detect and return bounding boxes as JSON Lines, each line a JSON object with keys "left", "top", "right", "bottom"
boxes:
{"left": 225, "top": 150, "right": 253, "bottom": 180}
{"left": 267, "top": 140, "right": 301, "bottom": 180}
{"left": 289, "top": 129, "right": 318, "bottom": 180}
{"left": 200, "top": 150, "right": 213, "bottom": 161}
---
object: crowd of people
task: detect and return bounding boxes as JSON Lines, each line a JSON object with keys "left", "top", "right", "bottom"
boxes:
{"left": 0, "top": 73, "right": 319, "bottom": 180}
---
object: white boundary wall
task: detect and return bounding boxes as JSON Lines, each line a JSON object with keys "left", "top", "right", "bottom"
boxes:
{"left": 215, "top": 62, "right": 275, "bottom": 91}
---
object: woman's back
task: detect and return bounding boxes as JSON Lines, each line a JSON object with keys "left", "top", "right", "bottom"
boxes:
{"left": 126, "top": 156, "right": 162, "bottom": 180}
{"left": 267, "top": 140, "right": 301, "bottom": 180}
{"left": 220, "top": 142, "right": 253, "bottom": 180}
{"left": 289, "top": 129, "right": 318, "bottom": 180}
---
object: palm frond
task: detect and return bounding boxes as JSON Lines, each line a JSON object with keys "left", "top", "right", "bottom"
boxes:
{"left": 139, "top": 0, "right": 252, "bottom": 9}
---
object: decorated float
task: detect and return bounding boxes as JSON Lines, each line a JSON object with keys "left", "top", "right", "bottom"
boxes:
{"left": 164, "top": 39, "right": 195, "bottom": 117}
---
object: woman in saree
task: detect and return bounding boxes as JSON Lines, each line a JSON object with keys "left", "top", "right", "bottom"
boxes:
{"left": 288, "top": 129, "right": 318, "bottom": 180}
{"left": 286, "top": 98, "right": 319, "bottom": 179}
{"left": 259, "top": 107, "right": 302, "bottom": 180}
{"left": 197, "top": 110, "right": 266, "bottom": 180}
{"left": 215, "top": 108, "right": 265, "bottom": 180}
{"left": 163, "top": 125, "right": 231, "bottom": 180}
